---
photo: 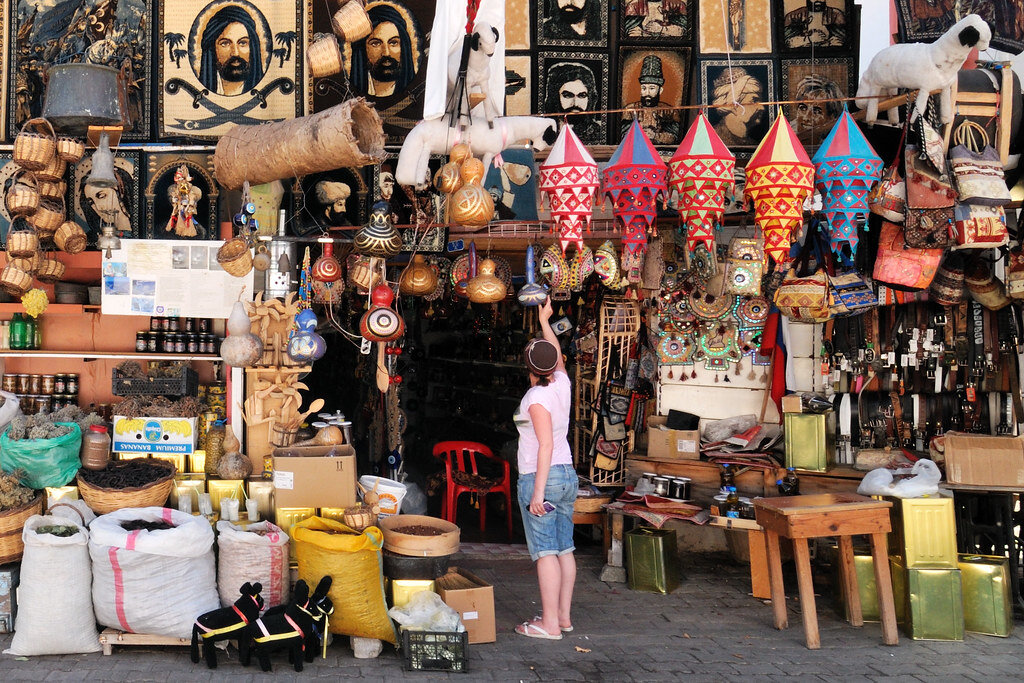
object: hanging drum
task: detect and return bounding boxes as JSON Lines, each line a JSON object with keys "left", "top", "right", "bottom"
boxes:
{"left": 42, "top": 64, "right": 128, "bottom": 135}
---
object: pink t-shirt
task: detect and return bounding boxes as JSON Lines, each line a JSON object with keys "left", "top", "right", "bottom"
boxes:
{"left": 514, "top": 370, "right": 572, "bottom": 474}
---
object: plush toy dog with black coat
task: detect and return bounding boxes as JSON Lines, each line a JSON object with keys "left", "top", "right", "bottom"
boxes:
{"left": 190, "top": 582, "right": 264, "bottom": 669}
{"left": 240, "top": 577, "right": 333, "bottom": 672}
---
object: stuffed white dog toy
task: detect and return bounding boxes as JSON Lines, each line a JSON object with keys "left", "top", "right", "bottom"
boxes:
{"left": 448, "top": 22, "right": 501, "bottom": 127}
{"left": 856, "top": 13, "right": 991, "bottom": 125}
{"left": 396, "top": 116, "right": 557, "bottom": 190}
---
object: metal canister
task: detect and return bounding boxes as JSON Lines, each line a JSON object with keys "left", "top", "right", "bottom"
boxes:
{"left": 28, "top": 374, "right": 41, "bottom": 395}
{"left": 652, "top": 476, "right": 670, "bottom": 497}
{"left": 40, "top": 375, "right": 55, "bottom": 395}
{"left": 54, "top": 374, "right": 66, "bottom": 394}
{"left": 1, "top": 375, "right": 16, "bottom": 393}
{"left": 669, "top": 477, "right": 691, "bottom": 501}
{"left": 66, "top": 374, "right": 79, "bottom": 394}
{"left": 135, "top": 331, "right": 147, "bottom": 352}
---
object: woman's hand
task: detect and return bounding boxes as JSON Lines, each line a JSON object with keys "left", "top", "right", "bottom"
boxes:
{"left": 529, "top": 494, "right": 547, "bottom": 516}
{"left": 539, "top": 297, "right": 553, "bottom": 323}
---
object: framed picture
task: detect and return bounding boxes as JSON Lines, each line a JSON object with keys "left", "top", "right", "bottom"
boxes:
{"left": 68, "top": 147, "right": 143, "bottom": 241}
{"left": 699, "top": 58, "right": 775, "bottom": 149}
{"left": 895, "top": 1, "right": 1024, "bottom": 54}
{"left": 536, "top": 52, "right": 609, "bottom": 145}
{"left": 294, "top": 167, "right": 369, "bottom": 237}
{"left": 777, "top": 0, "right": 854, "bottom": 52}
{"left": 505, "top": 0, "right": 530, "bottom": 49}
{"left": 618, "top": 48, "right": 691, "bottom": 147}
{"left": 143, "top": 149, "right": 219, "bottom": 240}
{"left": 504, "top": 55, "right": 532, "bottom": 117}
{"left": 698, "top": 0, "right": 772, "bottom": 54}
{"left": 9, "top": 0, "right": 152, "bottom": 141}
{"left": 620, "top": 0, "right": 693, "bottom": 43}
{"left": 482, "top": 148, "right": 539, "bottom": 222}
{"left": 781, "top": 58, "right": 856, "bottom": 148}
{"left": 157, "top": 0, "right": 304, "bottom": 140}
{"left": 536, "top": 0, "right": 608, "bottom": 48}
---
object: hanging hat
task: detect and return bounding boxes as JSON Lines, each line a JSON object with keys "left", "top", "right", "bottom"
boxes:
{"left": 524, "top": 338, "right": 559, "bottom": 376}
{"left": 639, "top": 55, "right": 665, "bottom": 86}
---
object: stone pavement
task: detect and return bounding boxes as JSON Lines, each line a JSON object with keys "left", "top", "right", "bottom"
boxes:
{"left": 0, "top": 545, "right": 1020, "bottom": 682}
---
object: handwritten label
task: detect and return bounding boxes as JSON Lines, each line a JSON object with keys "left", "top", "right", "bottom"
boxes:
{"left": 272, "top": 471, "right": 294, "bottom": 490}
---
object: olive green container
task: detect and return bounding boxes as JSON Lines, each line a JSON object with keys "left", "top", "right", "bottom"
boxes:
{"left": 826, "top": 545, "right": 879, "bottom": 622}
{"left": 886, "top": 496, "right": 957, "bottom": 569}
{"left": 783, "top": 413, "right": 834, "bottom": 472}
{"left": 625, "top": 527, "right": 680, "bottom": 594}
{"left": 890, "top": 556, "right": 964, "bottom": 641}
{"left": 958, "top": 554, "right": 1013, "bottom": 637}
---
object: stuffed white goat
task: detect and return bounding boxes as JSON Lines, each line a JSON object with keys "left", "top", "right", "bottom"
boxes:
{"left": 395, "top": 116, "right": 557, "bottom": 190}
{"left": 448, "top": 22, "right": 500, "bottom": 127}
{"left": 856, "top": 13, "right": 991, "bottom": 125}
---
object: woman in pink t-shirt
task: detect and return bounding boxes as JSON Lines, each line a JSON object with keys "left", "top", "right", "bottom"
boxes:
{"left": 514, "top": 299, "right": 578, "bottom": 641}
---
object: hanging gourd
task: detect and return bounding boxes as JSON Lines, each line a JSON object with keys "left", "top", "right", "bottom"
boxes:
{"left": 538, "top": 243, "right": 569, "bottom": 296}
{"left": 745, "top": 113, "right": 815, "bottom": 265}
{"left": 517, "top": 244, "right": 548, "bottom": 306}
{"left": 220, "top": 301, "right": 263, "bottom": 367}
{"left": 450, "top": 157, "right": 494, "bottom": 228}
{"left": 360, "top": 285, "right": 405, "bottom": 342}
{"left": 287, "top": 308, "right": 327, "bottom": 363}
{"left": 312, "top": 241, "right": 342, "bottom": 282}
{"left": 467, "top": 258, "right": 507, "bottom": 303}
{"left": 538, "top": 124, "right": 599, "bottom": 253}
{"left": 669, "top": 112, "right": 736, "bottom": 257}
{"left": 399, "top": 254, "right": 438, "bottom": 296}
{"left": 355, "top": 200, "right": 403, "bottom": 257}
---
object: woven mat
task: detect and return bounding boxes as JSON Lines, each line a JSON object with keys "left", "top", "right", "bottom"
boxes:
{"left": 605, "top": 500, "right": 710, "bottom": 528}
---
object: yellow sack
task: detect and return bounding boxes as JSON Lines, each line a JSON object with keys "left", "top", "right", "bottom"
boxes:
{"left": 292, "top": 516, "right": 398, "bottom": 644}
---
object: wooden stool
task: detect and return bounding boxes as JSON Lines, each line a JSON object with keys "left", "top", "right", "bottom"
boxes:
{"left": 753, "top": 493, "right": 898, "bottom": 650}
{"left": 573, "top": 510, "right": 610, "bottom": 553}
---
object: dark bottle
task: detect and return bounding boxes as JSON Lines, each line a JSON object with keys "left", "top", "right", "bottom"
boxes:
{"left": 724, "top": 486, "right": 740, "bottom": 518}
{"left": 784, "top": 467, "right": 800, "bottom": 495}
{"left": 719, "top": 464, "right": 735, "bottom": 489}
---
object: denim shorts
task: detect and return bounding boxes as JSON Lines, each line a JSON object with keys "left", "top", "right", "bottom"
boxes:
{"left": 518, "top": 464, "right": 578, "bottom": 562}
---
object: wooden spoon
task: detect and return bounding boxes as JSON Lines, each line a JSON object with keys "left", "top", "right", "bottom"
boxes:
{"left": 288, "top": 397, "right": 325, "bottom": 429}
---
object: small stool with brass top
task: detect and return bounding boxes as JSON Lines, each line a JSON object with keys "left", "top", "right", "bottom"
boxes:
{"left": 754, "top": 493, "right": 899, "bottom": 649}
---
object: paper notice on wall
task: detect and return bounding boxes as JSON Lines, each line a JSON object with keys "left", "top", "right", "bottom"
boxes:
{"left": 102, "top": 239, "right": 251, "bottom": 318}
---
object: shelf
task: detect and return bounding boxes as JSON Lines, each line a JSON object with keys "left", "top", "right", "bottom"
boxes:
{"left": 0, "top": 304, "right": 102, "bottom": 315}
{"left": 0, "top": 351, "right": 222, "bottom": 361}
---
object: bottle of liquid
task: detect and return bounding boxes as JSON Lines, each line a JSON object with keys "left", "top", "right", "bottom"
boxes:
{"left": 719, "top": 464, "right": 735, "bottom": 490}
{"left": 784, "top": 467, "right": 800, "bottom": 495}
{"left": 0, "top": 321, "right": 8, "bottom": 350}
{"left": 80, "top": 425, "right": 111, "bottom": 470}
{"left": 23, "top": 316, "right": 36, "bottom": 350}
{"left": 32, "top": 318, "right": 41, "bottom": 350}
{"left": 9, "top": 313, "right": 26, "bottom": 350}
{"left": 724, "top": 486, "right": 740, "bottom": 518}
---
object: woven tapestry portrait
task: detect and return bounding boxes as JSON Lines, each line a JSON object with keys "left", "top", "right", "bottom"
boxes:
{"left": 68, "top": 148, "right": 142, "bottom": 241}
{"left": 536, "top": 52, "right": 609, "bottom": 145}
{"left": 8, "top": 0, "right": 151, "bottom": 140}
{"left": 620, "top": 0, "right": 692, "bottom": 43}
{"left": 776, "top": 0, "right": 854, "bottom": 52}
{"left": 698, "top": 0, "right": 772, "bottom": 54}
{"left": 143, "top": 150, "right": 219, "bottom": 240}
{"left": 158, "top": 0, "right": 303, "bottom": 140}
{"left": 618, "top": 48, "right": 691, "bottom": 147}
{"left": 781, "top": 58, "right": 855, "bottom": 147}
{"left": 896, "top": 1, "right": 1024, "bottom": 53}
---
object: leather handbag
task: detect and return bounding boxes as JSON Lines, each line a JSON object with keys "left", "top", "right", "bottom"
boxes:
{"left": 773, "top": 237, "right": 831, "bottom": 323}
{"left": 929, "top": 251, "right": 966, "bottom": 306}
{"left": 829, "top": 266, "right": 877, "bottom": 316}
{"left": 949, "top": 143, "right": 1011, "bottom": 207}
{"left": 951, "top": 203, "right": 1008, "bottom": 249}
{"left": 904, "top": 147, "right": 955, "bottom": 248}
{"left": 965, "top": 258, "right": 1011, "bottom": 310}
{"left": 1007, "top": 245, "right": 1024, "bottom": 300}
{"left": 723, "top": 236, "right": 764, "bottom": 296}
{"left": 872, "top": 221, "right": 943, "bottom": 291}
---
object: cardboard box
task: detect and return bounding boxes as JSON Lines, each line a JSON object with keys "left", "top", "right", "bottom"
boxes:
{"left": 781, "top": 395, "right": 803, "bottom": 414}
{"left": 112, "top": 416, "right": 198, "bottom": 456}
{"left": 272, "top": 446, "right": 357, "bottom": 508}
{"left": 436, "top": 568, "right": 495, "bottom": 644}
{"left": 943, "top": 434, "right": 1024, "bottom": 487}
{"left": 646, "top": 416, "right": 700, "bottom": 460}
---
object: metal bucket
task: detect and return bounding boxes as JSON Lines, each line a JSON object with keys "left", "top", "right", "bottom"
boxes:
{"left": 42, "top": 63, "right": 126, "bottom": 134}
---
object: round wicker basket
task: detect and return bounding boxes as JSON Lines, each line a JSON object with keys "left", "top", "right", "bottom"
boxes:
{"left": 56, "top": 136, "right": 85, "bottom": 163}
{"left": 35, "top": 257, "right": 66, "bottom": 284}
{"left": 332, "top": 0, "right": 372, "bottom": 42}
{"left": 55, "top": 221, "right": 88, "bottom": 254}
{"left": 573, "top": 495, "right": 612, "bottom": 514}
{"left": 34, "top": 154, "right": 66, "bottom": 183}
{"left": 9, "top": 252, "right": 43, "bottom": 275}
{"left": 78, "top": 460, "right": 177, "bottom": 515}
{"left": 217, "top": 237, "right": 253, "bottom": 277}
{"left": 28, "top": 198, "right": 64, "bottom": 236}
{"left": 307, "top": 34, "right": 344, "bottom": 78}
{"left": 13, "top": 118, "right": 57, "bottom": 172}
{"left": 342, "top": 503, "right": 379, "bottom": 532}
{"left": 7, "top": 223, "right": 40, "bottom": 258}
{"left": 0, "top": 264, "right": 33, "bottom": 295}
{"left": 37, "top": 179, "right": 66, "bottom": 202}
{"left": 5, "top": 170, "right": 40, "bottom": 217}
{"left": 0, "top": 495, "right": 44, "bottom": 565}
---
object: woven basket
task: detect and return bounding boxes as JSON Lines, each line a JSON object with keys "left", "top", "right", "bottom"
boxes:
{"left": 332, "top": 0, "right": 372, "bottom": 42}
{"left": 78, "top": 460, "right": 177, "bottom": 514}
{"left": 307, "top": 33, "right": 344, "bottom": 78}
{"left": 10, "top": 252, "right": 43, "bottom": 275}
{"left": 0, "top": 495, "right": 44, "bottom": 565}
{"left": 56, "top": 136, "right": 85, "bottom": 163}
{"left": 55, "top": 221, "right": 88, "bottom": 254}
{"left": 35, "top": 154, "right": 66, "bottom": 183}
{"left": 35, "top": 257, "right": 66, "bottom": 284}
{"left": 574, "top": 495, "right": 612, "bottom": 514}
{"left": 5, "top": 170, "right": 39, "bottom": 217}
{"left": 0, "top": 264, "right": 32, "bottom": 296}
{"left": 217, "top": 237, "right": 253, "bottom": 277}
{"left": 37, "top": 179, "right": 66, "bottom": 202}
{"left": 7, "top": 222, "right": 40, "bottom": 257}
{"left": 13, "top": 118, "right": 56, "bottom": 172}
{"left": 342, "top": 503, "right": 378, "bottom": 532}
{"left": 28, "top": 198, "right": 64, "bottom": 236}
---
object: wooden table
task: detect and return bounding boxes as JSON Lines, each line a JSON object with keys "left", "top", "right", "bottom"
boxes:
{"left": 754, "top": 493, "right": 898, "bottom": 650}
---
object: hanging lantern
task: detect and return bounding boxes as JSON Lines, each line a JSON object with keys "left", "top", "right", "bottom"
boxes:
{"left": 517, "top": 244, "right": 548, "bottom": 306}
{"left": 602, "top": 119, "right": 668, "bottom": 269}
{"left": 744, "top": 113, "right": 815, "bottom": 265}
{"left": 812, "top": 109, "right": 883, "bottom": 258}
{"left": 669, "top": 112, "right": 735, "bottom": 256}
{"left": 538, "top": 123, "right": 598, "bottom": 253}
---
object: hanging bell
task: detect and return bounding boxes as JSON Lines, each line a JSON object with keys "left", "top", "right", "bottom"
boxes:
{"left": 277, "top": 252, "right": 291, "bottom": 274}
{"left": 85, "top": 132, "right": 117, "bottom": 189}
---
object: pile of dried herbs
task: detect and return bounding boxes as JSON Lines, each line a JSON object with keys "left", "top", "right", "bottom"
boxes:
{"left": 120, "top": 519, "right": 175, "bottom": 532}
{"left": 6, "top": 406, "right": 102, "bottom": 442}
{"left": 35, "top": 524, "right": 78, "bottom": 537}
{"left": 78, "top": 459, "right": 173, "bottom": 489}
{"left": 114, "top": 361, "right": 189, "bottom": 380}
{"left": 114, "top": 395, "right": 203, "bottom": 418}
{"left": 0, "top": 470, "right": 37, "bottom": 510}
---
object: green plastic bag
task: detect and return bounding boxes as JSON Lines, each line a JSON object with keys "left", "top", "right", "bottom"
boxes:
{"left": 0, "top": 422, "right": 82, "bottom": 489}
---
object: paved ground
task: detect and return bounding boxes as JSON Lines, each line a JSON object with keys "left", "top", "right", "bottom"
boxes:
{"left": 0, "top": 544, "right": 1020, "bottom": 681}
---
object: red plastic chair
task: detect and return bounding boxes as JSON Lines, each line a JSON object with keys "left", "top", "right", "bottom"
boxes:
{"left": 432, "top": 441, "right": 513, "bottom": 537}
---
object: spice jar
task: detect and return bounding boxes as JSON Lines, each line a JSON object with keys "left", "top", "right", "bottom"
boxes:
{"left": 146, "top": 332, "right": 159, "bottom": 353}
{"left": 168, "top": 317, "right": 180, "bottom": 332}
{"left": 205, "top": 420, "right": 226, "bottom": 476}
{"left": 198, "top": 318, "right": 210, "bottom": 333}
{"left": 15, "top": 374, "right": 29, "bottom": 394}
{"left": 185, "top": 317, "right": 195, "bottom": 333}
{"left": 54, "top": 374, "right": 66, "bottom": 394}
{"left": 34, "top": 395, "right": 50, "bottom": 414}
{"left": 81, "top": 424, "right": 111, "bottom": 470}
{"left": 40, "top": 374, "right": 55, "bottom": 395}
{"left": 66, "top": 374, "right": 79, "bottom": 394}
{"left": 136, "top": 331, "right": 147, "bottom": 352}
{"left": 187, "top": 334, "right": 199, "bottom": 355}
{"left": 150, "top": 317, "right": 162, "bottom": 332}
{"left": 1, "top": 375, "right": 15, "bottom": 393}
{"left": 163, "top": 334, "right": 175, "bottom": 354}
{"left": 28, "top": 374, "right": 41, "bottom": 395}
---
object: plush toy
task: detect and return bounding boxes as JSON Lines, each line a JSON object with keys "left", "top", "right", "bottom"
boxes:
{"left": 396, "top": 116, "right": 557, "bottom": 189}
{"left": 253, "top": 576, "right": 335, "bottom": 664}
{"left": 447, "top": 22, "right": 501, "bottom": 127}
{"left": 240, "top": 577, "right": 333, "bottom": 672}
{"left": 190, "top": 581, "right": 264, "bottom": 669}
{"left": 856, "top": 13, "right": 991, "bottom": 125}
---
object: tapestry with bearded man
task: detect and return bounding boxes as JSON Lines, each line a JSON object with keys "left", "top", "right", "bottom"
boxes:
{"left": 537, "top": 0, "right": 608, "bottom": 47}
{"left": 158, "top": 0, "right": 303, "bottom": 139}
{"left": 699, "top": 59, "right": 775, "bottom": 149}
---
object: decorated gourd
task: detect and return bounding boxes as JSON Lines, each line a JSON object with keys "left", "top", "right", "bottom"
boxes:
{"left": 220, "top": 301, "right": 263, "bottom": 367}
{"left": 538, "top": 244, "right": 568, "bottom": 290}
{"left": 360, "top": 285, "right": 405, "bottom": 342}
{"left": 450, "top": 157, "right": 494, "bottom": 228}
{"left": 312, "top": 241, "right": 342, "bottom": 282}
{"left": 400, "top": 254, "right": 438, "bottom": 296}
{"left": 287, "top": 308, "right": 327, "bottom": 362}
{"left": 467, "top": 258, "right": 507, "bottom": 303}
{"left": 517, "top": 244, "right": 548, "bottom": 306}
{"left": 355, "top": 201, "right": 402, "bottom": 257}
{"left": 252, "top": 243, "right": 272, "bottom": 271}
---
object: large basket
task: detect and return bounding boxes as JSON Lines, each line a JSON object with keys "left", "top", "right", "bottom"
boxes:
{"left": 332, "top": 0, "right": 372, "bottom": 42}
{"left": 307, "top": 33, "right": 344, "bottom": 78}
{"left": 56, "top": 136, "right": 85, "bottom": 163}
{"left": 0, "top": 494, "right": 44, "bottom": 565}
{"left": 7, "top": 220, "right": 40, "bottom": 257}
{"left": 1, "top": 264, "right": 33, "bottom": 296}
{"left": 37, "top": 179, "right": 66, "bottom": 202}
{"left": 35, "top": 256, "right": 66, "bottom": 284}
{"left": 13, "top": 118, "right": 56, "bottom": 172}
{"left": 574, "top": 494, "right": 613, "bottom": 514}
{"left": 28, "top": 198, "right": 64, "bottom": 236}
{"left": 5, "top": 170, "right": 39, "bottom": 217}
{"left": 34, "top": 154, "right": 66, "bottom": 183}
{"left": 78, "top": 460, "right": 177, "bottom": 514}
{"left": 217, "top": 238, "right": 253, "bottom": 277}
{"left": 9, "top": 251, "right": 43, "bottom": 275}
{"left": 55, "top": 221, "right": 88, "bottom": 254}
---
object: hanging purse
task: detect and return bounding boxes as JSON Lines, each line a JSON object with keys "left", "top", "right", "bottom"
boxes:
{"left": 1007, "top": 245, "right": 1024, "bottom": 300}
{"left": 872, "top": 221, "right": 943, "bottom": 291}
{"left": 875, "top": 285, "right": 929, "bottom": 306}
{"left": 593, "top": 436, "right": 622, "bottom": 471}
{"left": 964, "top": 257, "right": 1011, "bottom": 310}
{"left": 723, "top": 235, "right": 764, "bottom": 296}
{"left": 828, "top": 257, "right": 877, "bottom": 316}
{"left": 947, "top": 121, "right": 1011, "bottom": 207}
{"left": 904, "top": 146, "right": 955, "bottom": 249}
{"left": 868, "top": 118, "right": 908, "bottom": 223}
{"left": 951, "top": 203, "right": 1008, "bottom": 249}
{"left": 773, "top": 232, "right": 832, "bottom": 323}
{"left": 929, "top": 251, "right": 966, "bottom": 306}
